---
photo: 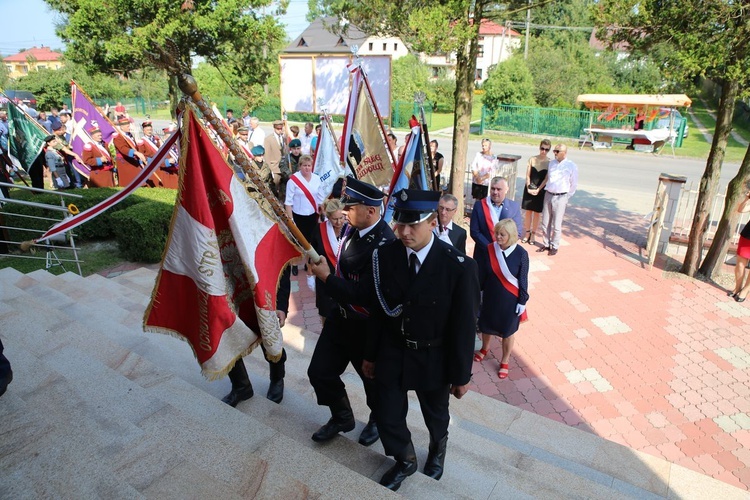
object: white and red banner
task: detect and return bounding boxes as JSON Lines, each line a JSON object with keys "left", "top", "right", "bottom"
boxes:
{"left": 143, "top": 109, "right": 302, "bottom": 379}
{"left": 313, "top": 115, "right": 349, "bottom": 199}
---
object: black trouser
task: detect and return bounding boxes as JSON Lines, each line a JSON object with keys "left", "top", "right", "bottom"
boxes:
{"left": 228, "top": 346, "right": 287, "bottom": 386}
{"left": 292, "top": 212, "right": 318, "bottom": 243}
{"left": 376, "top": 382, "right": 450, "bottom": 457}
{"left": 0, "top": 339, "right": 11, "bottom": 381}
{"left": 307, "top": 311, "right": 378, "bottom": 413}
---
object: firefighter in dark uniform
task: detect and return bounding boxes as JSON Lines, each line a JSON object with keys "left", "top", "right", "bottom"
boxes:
{"left": 307, "top": 177, "right": 396, "bottom": 446}
{"left": 366, "top": 189, "right": 480, "bottom": 491}
{"left": 220, "top": 146, "right": 291, "bottom": 406}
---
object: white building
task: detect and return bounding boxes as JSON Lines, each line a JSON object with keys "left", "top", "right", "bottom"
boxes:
{"left": 285, "top": 17, "right": 409, "bottom": 60}
{"left": 420, "top": 20, "right": 521, "bottom": 83}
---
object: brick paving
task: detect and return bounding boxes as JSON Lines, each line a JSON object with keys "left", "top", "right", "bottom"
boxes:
{"left": 281, "top": 205, "right": 750, "bottom": 490}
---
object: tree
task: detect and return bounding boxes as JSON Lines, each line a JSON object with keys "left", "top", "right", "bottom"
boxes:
{"left": 44, "top": 0, "right": 287, "bottom": 117}
{"left": 391, "top": 54, "right": 431, "bottom": 103}
{"left": 306, "top": 1, "right": 526, "bottom": 217}
{"left": 482, "top": 56, "right": 536, "bottom": 110}
{"left": 594, "top": 0, "right": 750, "bottom": 278}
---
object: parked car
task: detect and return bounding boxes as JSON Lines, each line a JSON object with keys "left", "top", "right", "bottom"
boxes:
{"left": 3, "top": 90, "right": 37, "bottom": 109}
{"left": 656, "top": 109, "right": 689, "bottom": 139}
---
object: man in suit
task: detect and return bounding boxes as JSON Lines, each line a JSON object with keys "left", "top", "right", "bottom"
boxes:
{"left": 434, "top": 193, "right": 467, "bottom": 254}
{"left": 364, "top": 189, "right": 480, "bottom": 491}
{"left": 263, "top": 119, "right": 291, "bottom": 197}
{"left": 307, "top": 177, "right": 396, "bottom": 447}
{"left": 469, "top": 176, "right": 523, "bottom": 259}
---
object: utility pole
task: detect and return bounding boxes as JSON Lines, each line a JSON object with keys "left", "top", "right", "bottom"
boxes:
{"left": 524, "top": 0, "right": 531, "bottom": 59}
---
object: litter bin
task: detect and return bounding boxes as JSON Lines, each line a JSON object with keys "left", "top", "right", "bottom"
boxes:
{"left": 464, "top": 153, "right": 523, "bottom": 215}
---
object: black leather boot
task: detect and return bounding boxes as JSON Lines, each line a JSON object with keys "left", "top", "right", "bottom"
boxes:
{"left": 311, "top": 395, "right": 356, "bottom": 442}
{"left": 423, "top": 434, "right": 448, "bottom": 480}
{"left": 358, "top": 415, "right": 379, "bottom": 446}
{"left": 266, "top": 349, "right": 286, "bottom": 404}
{"left": 380, "top": 442, "right": 418, "bottom": 491}
{"left": 221, "top": 360, "right": 254, "bottom": 407}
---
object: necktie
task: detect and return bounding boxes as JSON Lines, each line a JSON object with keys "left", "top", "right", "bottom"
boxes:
{"left": 278, "top": 134, "right": 284, "bottom": 149}
{"left": 409, "top": 253, "right": 418, "bottom": 280}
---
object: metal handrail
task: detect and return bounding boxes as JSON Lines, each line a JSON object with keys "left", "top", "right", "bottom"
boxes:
{"left": 0, "top": 183, "right": 83, "bottom": 275}
{"left": 0, "top": 181, "right": 84, "bottom": 198}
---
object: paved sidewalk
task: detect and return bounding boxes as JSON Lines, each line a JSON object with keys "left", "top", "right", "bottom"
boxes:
{"left": 284, "top": 206, "right": 750, "bottom": 490}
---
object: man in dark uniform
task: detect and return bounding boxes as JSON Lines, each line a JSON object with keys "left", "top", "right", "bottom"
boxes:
{"left": 307, "top": 177, "right": 395, "bottom": 446}
{"left": 220, "top": 267, "right": 291, "bottom": 406}
{"left": 222, "top": 146, "right": 291, "bottom": 406}
{"left": 366, "top": 189, "right": 480, "bottom": 491}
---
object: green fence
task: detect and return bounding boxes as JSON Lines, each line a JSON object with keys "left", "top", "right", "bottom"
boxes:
{"left": 481, "top": 105, "right": 686, "bottom": 147}
{"left": 62, "top": 94, "right": 432, "bottom": 129}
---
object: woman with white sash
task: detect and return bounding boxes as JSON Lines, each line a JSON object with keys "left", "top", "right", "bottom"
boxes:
{"left": 474, "top": 218, "right": 530, "bottom": 379}
{"left": 309, "top": 199, "right": 348, "bottom": 324}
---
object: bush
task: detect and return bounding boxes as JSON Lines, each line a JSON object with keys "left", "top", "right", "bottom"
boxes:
{"left": 2, "top": 186, "right": 176, "bottom": 244}
{"left": 110, "top": 200, "right": 176, "bottom": 262}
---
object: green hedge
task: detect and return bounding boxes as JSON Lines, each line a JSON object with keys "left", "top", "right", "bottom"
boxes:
{"left": 110, "top": 200, "right": 175, "bottom": 263}
{"left": 2, "top": 187, "right": 177, "bottom": 260}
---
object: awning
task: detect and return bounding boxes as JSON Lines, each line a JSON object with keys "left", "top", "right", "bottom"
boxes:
{"left": 576, "top": 94, "right": 692, "bottom": 110}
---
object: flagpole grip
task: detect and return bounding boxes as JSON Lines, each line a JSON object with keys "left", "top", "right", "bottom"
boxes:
{"left": 175, "top": 73, "right": 321, "bottom": 263}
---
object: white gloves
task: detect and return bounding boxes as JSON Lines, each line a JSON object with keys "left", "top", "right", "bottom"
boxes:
{"left": 55, "top": 177, "right": 64, "bottom": 188}
{"left": 515, "top": 304, "right": 526, "bottom": 316}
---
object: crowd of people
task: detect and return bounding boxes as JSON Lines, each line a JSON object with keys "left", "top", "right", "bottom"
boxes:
{"left": 3, "top": 98, "right": 585, "bottom": 490}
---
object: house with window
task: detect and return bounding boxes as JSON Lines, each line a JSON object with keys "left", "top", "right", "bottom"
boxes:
{"left": 420, "top": 20, "right": 521, "bottom": 83}
{"left": 285, "top": 17, "right": 408, "bottom": 59}
{"left": 3, "top": 46, "right": 64, "bottom": 79}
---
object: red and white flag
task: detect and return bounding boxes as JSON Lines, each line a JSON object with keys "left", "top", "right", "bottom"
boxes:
{"left": 144, "top": 109, "right": 302, "bottom": 379}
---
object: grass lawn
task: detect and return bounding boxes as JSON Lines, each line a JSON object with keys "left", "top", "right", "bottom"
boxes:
{"left": 0, "top": 241, "right": 126, "bottom": 277}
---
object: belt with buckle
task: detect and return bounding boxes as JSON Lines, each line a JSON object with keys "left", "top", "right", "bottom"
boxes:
{"left": 403, "top": 337, "right": 443, "bottom": 350}
{"left": 550, "top": 192, "right": 567, "bottom": 196}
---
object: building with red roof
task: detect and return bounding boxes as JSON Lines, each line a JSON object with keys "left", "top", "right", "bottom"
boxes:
{"left": 3, "top": 46, "right": 64, "bottom": 79}
{"left": 420, "top": 19, "right": 521, "bottom": 83}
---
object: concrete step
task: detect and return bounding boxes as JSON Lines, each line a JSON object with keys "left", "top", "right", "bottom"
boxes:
{"left": 4, "top": 269, "right": 747, "bottom": 499}
{"left": 0, "top": 293, "right": 394, "bottom": 499}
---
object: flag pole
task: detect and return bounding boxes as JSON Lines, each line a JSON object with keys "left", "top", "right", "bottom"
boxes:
{"left": 415, "top": 91, "right": 438, "bottom": 191}
{"left": 147, "top": 42, "right": 320, "bottom": 263}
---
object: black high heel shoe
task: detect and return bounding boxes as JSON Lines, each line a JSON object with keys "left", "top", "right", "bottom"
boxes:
{"left": 521, "top": 231, "right": 531, "bottom": 243}
{"left": 728, "top": 290, "right": 737, "bottom": 297}
{"left": 735, "top": 295, "right": 746, "bottom": 303}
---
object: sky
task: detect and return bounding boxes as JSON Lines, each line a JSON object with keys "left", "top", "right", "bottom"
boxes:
{"left": 0, "top": 0, "right": 311, "bottom": 57}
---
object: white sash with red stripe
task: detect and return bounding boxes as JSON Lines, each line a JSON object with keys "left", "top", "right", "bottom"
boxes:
{"left": 488, "top": 242, "right": 528, "bottom": 322}
{"left": 290, "top": 173, "right": 319, "bottom": 213}
{"left": 481, "top": 197, "right": 498, "bottom": 242}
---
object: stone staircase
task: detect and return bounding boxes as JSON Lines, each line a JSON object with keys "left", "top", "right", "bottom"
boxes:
{"left": 0, "top": 267, "right": 746, "bottom": 499}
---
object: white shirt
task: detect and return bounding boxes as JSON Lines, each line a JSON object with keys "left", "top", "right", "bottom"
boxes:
{"left": 545, "top": 158, "right": 578, "bottom": 196}
{"left": 300, "top": 131, "right": 314, "bottom": 155}
{"left": 248, "top": 126, "right": 266, "bottom": 147}
{"left": 284, "top": 172, "right": 322, "bottom": 215}
{"left": 406, "top": 234, "right": 435, "bottom": 274}
{"left": 434, "top": 220, "right": 454, "bottom": 246}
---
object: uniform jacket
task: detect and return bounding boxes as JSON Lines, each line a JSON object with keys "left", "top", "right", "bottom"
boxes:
{"left": 469, "top": 197, "right": 523, "bottom": 258}
{"left": 138, "top": 134, "right": 176, "bottom": 170}
{"left": 324, "top": 218, "right": 396, "bottom": 317}
{"left": 82, "top": 141, "right": 114, "bottom": 170}
{"left": 369, "top": 237, "right": 480, "bottom": 390}
{"left": 112, "top": 131, "right": 141, "bottom": 167}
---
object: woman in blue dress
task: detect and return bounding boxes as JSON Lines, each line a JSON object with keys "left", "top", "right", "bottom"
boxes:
{"left": 474, "top": 218, "right": 530, "bottom": 379}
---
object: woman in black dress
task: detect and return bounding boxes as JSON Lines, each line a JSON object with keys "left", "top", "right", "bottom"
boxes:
{"left": 521, "top": 139, "right": 551, "bottom": 245}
